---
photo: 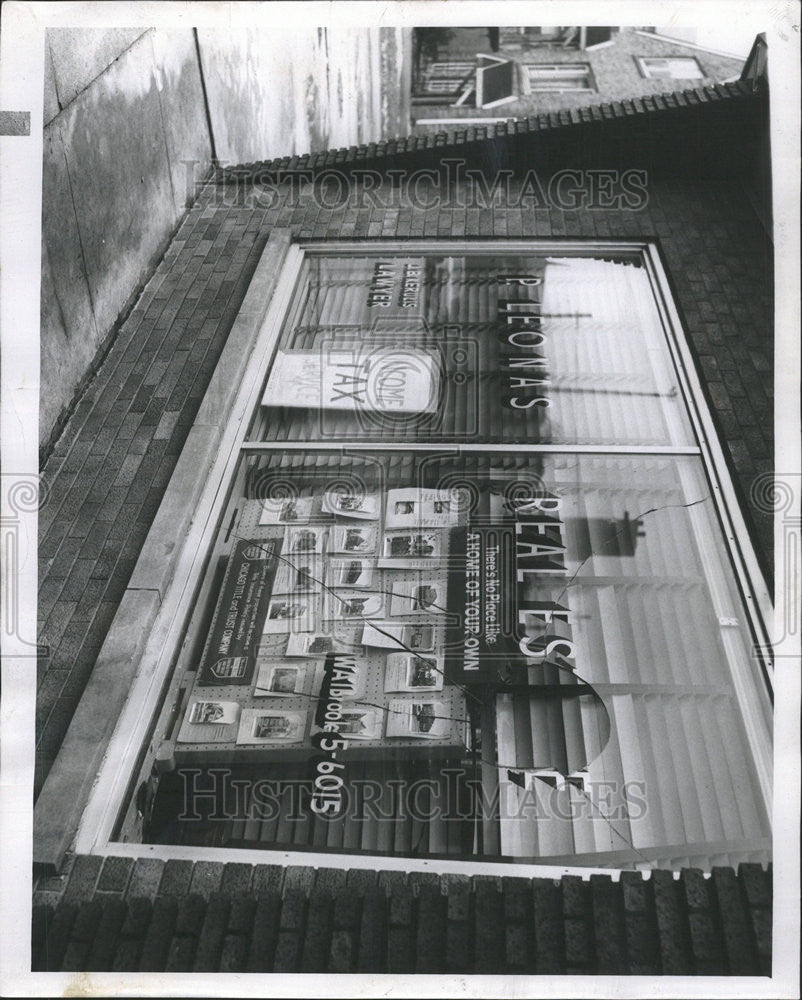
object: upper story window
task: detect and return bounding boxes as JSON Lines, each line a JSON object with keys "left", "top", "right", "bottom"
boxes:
{"left": 421, "top": 61, "right": 476, "bottom": 93}
{"left": 636, "top": 56, "right": 705, "bottom": 79}
{"left": 526, "top": 63, "right": 594, "bottom": 92}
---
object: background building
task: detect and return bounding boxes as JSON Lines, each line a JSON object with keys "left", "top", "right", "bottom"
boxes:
{"left": 411, "top": 26, "right": 745, "bottom": 129}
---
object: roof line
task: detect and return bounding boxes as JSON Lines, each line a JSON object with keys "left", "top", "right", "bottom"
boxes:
{"left": 216, "top": 79, "right": 762, "bottom": 180}
{"left": 632, "top": 28, "right": 750, "bottom": 61}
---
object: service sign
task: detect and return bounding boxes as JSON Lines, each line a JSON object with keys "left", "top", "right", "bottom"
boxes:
{"left": 262, "top": 346, "right": 441, "bottom": 413}
{"left": 197, "top": 538, "right": 281, "bottom": 686}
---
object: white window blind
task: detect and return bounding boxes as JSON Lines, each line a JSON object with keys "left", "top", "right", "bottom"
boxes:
{"left": 494, "top": 453, "right": 771, "bottom": 869}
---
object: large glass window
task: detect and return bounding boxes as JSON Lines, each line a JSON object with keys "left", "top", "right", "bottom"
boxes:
{"left": 97, "top": 242, "right": 771, "bottom": 873}
{"left": 249, "top": 250, "right": 695, "bottom": 446}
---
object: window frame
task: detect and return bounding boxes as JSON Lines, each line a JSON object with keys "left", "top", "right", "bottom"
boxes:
{"left": 579, "top": 27, "right": 616, "bottom": 52}
{"left": 525, "top": 62, "right": 595, "bottom": 93}
{"left": 475, "top": 53, "right": 519, "bottom": 109}
{"left": 70, "top": 239, "right": 773, "bottom": 876}
{"left": 635, "top": 55, "right": 705, "bottom": 80}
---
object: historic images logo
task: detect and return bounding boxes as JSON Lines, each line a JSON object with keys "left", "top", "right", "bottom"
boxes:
{"left": 177, "top": 767, "right": 649, "bottom": 825}
{"left": 190, "top": 159, "right": 650, "bottom": 214}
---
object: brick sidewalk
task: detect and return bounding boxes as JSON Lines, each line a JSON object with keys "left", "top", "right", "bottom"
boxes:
{"left": 36, "top": 184, "right": 273, "bottom": 796}
{"left": 36, "top": 92, "right": 774, "bottom": 800}
{"left": 32, "top": 855, "right": 772, "bottom": 974}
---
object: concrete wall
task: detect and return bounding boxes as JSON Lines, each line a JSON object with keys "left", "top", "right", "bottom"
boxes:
{"left": 197, "top": 26, "right": 410, "bottom": 166}
{"left": 41, "top": 28, "right": 212, "bottom": 450}
{"left": 40, "top": 27, "right": 412, "bottom": 451}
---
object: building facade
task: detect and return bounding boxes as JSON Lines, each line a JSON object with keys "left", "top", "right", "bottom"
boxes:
{"left": 33, "top": 68, "right": 774, "bottom": 976}
{"left": 412, "top": 26, "right": 745, "bottom": 130}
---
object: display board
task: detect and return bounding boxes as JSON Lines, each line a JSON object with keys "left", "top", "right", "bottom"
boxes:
{"left": 174, "top": 498, "right": 467, "bottom": 763}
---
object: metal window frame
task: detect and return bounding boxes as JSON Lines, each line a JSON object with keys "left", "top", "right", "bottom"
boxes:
{"left": 72, "top": 238, "right": 774, "bottom": 877}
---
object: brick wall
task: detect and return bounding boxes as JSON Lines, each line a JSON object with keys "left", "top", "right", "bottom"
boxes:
{"left": 32, "top": 854, "right": 772, "bottom": 974}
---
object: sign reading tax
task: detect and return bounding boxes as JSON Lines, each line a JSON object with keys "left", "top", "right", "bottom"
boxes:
{"left": 262, "top": 347, "right": 440, "bottom": 413}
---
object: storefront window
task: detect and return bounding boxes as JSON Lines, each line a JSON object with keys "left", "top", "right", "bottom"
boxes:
{"left": 91, "top": 242, "right": 771, "bottom": 872}
{"left": 132, "top": 448, "right": 770, "bottom": 868}
{"left": 247, "top": 250, "right": 696, "bottom": 446}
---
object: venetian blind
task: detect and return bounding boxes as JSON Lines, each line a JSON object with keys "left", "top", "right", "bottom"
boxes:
{"left": 253, "top": 253, "right": 694, "bottom": 446}
{"left": 494, "top": 453, "right": 771, "bottom": 871}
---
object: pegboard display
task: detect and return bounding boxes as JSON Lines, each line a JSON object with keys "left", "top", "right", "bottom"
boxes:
{"left": 169, "top": 492, "right": 469, "bottom": 760}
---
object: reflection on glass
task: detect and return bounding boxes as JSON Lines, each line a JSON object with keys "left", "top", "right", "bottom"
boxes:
{"left": 249, "top": 252, "right": 694, "bottom": 445}
{"left": 137, "top": 451, "right": 770, "bottom": 870}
